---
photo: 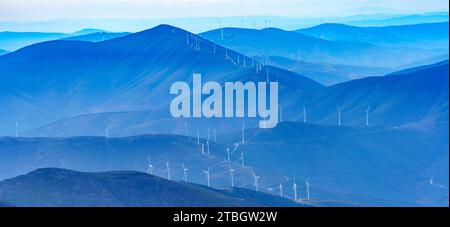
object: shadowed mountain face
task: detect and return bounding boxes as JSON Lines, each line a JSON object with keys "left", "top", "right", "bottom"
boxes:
{"left": 0, "top": 24, "right": 322, "bottom": 136}
{"left": 0, "top": 168, "right": 301, "bottom": 207}
{"left": 24, "top": 60, "right": 449, "bottom": 137}
{"left": 200, "top": 27, "right": 446, "bottom": 68}
{"left": 0, "top": 121, "right": 448, "bottom": 206}
{"left": 296, "top": 22, "right": 449, "bottom": 49}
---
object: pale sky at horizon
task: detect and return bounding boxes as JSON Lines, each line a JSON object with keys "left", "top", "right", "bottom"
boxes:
{"left": 0, "top": 0, "right": 448, "bottom": 21}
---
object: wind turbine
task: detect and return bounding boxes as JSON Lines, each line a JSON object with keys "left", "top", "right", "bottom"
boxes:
{"left": 184, "top": 121, "right": 188, "bottom": 137}
{"left": 15, "top": 120, "right": 18, "bottom": 138}
{"left": 252, "top": 171, "right": 260, "bottom": 192}
{"left": 240, "top": 150, "right": 245, "bottom": 167}
{"left": 166, "top": 162, "right": 171, "bottom": 180}
{"left": 203, "top": 167, "right": 211, "bottom": 187}
{"left": 229, "top": 166, "right": 235, "bottom": 187}
{"left": 279, "top": 184, "right": 283, "bottom": 197}
{"left": 206, "top": 140, "right": 210, "bottom": 155}
{"left": 293, "top": 177, "right": 298, "bottom": 202}
{"left": 366, "top": 105, "right": 371, "bottom": 126}
{"left": 147, "top": 156, "right": 154, "bottom": 175}
{"left": 200, "top": 143, "right": 205, "bottom": 155}
{"left": 337, "top": 105, "right": 341, "bottom": 126}
{"left": 305, "top": 179, "right": 311, "bottom": 200}
{"left": 104, "top": 120, "right": 109, "bottom": 138}
{"left": 182, "top": 163, "right": 189, "bottom": 182}
{"left": 226, "top": 147, "right": 231, "bottom": 162}
{"left": 197, "top": 129, "right": 200, "bottom": 144}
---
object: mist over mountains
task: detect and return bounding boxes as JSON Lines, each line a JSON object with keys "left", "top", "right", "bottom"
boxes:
{"left": 0, "top": 16, "right": 448, "bottom": 207}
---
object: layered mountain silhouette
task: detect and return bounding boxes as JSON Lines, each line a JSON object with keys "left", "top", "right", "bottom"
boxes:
{"left": 200, "top": 27, "right": 446, "bottom": 68}
{"left": 0, "top": 24, "right": 321, "bottom": 136}
{"left": 0, "top": 49, "right": 9, "bottom": 55}
{"left": 21, "top": 60, "right": 448, "bottom": 137}
{"left": 296, "top": 22, "right": 449, "bottom": 49}
{"left": 0, "top": 121, "right": 448, "bottom": 206}
{"left": 60, "top": 31, "right": 130, "bottom": 42}
{"left": 0, "top": 168, "right": 301, "bottom": 207}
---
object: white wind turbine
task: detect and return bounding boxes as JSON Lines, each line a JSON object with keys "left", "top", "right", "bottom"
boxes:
{"left": 293, "top": 177, "right": 298, "bottom": 202}
{"left": 147, "top": 156, "right": 154, "bottom": 175}
{"left": 366, "top": 105, "right": 371, "bottom": 126}
{"left": 229, "top": 166, "right": 235, "bottom": 187}
{"left": 166, "top": 162, "right": 171, "bottom": 180}
{"left": 305, "top": 179, "right": 311, "bottom": 200}
{"left": 253, "top": 171, "right": 260, "bottom": 192}
{"left": 15, "top": 120, "right": 18, "bottom": 138}
{"left": 104, "top": 120, "right": 110, "bottom": 138}
{"left": 182, "top": 163, "right": 189, "bottom": 182}
{"left": 226, "top": 147, "right": 231, "bottom": 162}
{"left": 240, "top": 150, "right": 245, "bottom": 167}
{"left": 197, "top": 129, "right": 200, "bottom": 144}
{"left": 279, "top": 184, "right": 284, "bottom": 197}
{"left": 200, "top": 143, "right": 205, "bottom": 155}
{"left": 337, "top": 105, "right": 341, "bottom": 126}
{"left": 203, "top": 167, "right": 211, "bottom": 187}
{"left": 206, "top": 140, "right": 210, "bottom": 155}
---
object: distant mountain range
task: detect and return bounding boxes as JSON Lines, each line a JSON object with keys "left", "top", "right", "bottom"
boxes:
{"left": 0, "top": 29, "right": 127, "bottom": 51}
{"left": 21, "top": 60, "right": 449, "bottom": 137}
{"left": 296, "top": 22, "right": 449, "bottom": 49}
{"left": 0, "top": 168, "right": 301, "bottom": 207}
{"left": 200, "top": 26, "right": 447, "bottom": 68}
{"left": 0, "top": 121, "right": 447, "bottom": 206}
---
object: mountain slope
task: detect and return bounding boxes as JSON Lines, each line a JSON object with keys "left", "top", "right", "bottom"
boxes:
{"left": 0, "top": 31, "right": 66, "bottom": 51}
{"left": 60, "top": 32, "right": 131, "bottom": 42}
{"left": 0, "top": 24, "right": 321, "bottom": 136}
{"left": 300, "top": 60, "right": 449, "bottom": 126}
{"left": 0, "top": 168, "right": 300, "bottom": 207}
{"left": 297, "top": 22, "right": 449, "bottom": 49}
{"left": 200, "top": 27, "right": 445, "bottom": 68}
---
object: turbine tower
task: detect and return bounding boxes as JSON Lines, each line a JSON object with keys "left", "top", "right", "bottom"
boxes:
{"left": 15, "top": 120, "right": 18, "bottom": 138}
{"left": 200, "top": 143, "right": 205, "bottom": 155}
{"left": 203, "top": 167, "right": 211, "bottom": 187}
{"left": 253, "top": 172, "right": 260, "bottom": 192}
{"left": 293, "top": 177, "right": 298, "bottom": 202}
{"left": 147, "top": 156, "right": 154, "bottom": 175}
{"left": 206, "top": 140, "right": 210, "bottom": 155}
{"left": 105, "top": 120, "right": 109, "bottom": 137}
{"left": 279, "top": 184, "right": 283, "bottom": 197}
{"left": 337, "top": 105, "right": 341, "bottom": 126}
{"left": 229, "top": 166, "right": 235, "bottom": 187}
{"left": 366, "top": 105, "right": 371, "bottom": 126}
{"left": 182, "top": 164, "right": 189, "bottom": 182}
{"left": 305, "top": 179, "right": 311, "bottom": 200}
{"left": 197, "top": 129, "right": 200, "bottom": 144}
{"left": 213, "top": 128, "right": 217, "bottom": 142}
{"left": 226, "top": 147, "right": 231, "bottom": 162}
{"left": 166, "top": 162, "right": 171, "bottom": 180}
{"left": 240, "top": 150, "right": 245, "bottom": 167}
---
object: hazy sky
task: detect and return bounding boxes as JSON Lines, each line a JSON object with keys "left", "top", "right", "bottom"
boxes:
{"left": 0, "top": 0, "right": 448, "bottom": 21}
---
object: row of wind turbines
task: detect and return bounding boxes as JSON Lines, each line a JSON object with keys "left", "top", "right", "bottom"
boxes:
{"left": 145, "top": 121, "right": 313, "bottom": 203}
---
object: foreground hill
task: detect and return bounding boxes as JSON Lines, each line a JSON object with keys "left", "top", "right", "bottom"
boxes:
{"left": 0, "top": 168, "right": 300, "bottom": 207}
